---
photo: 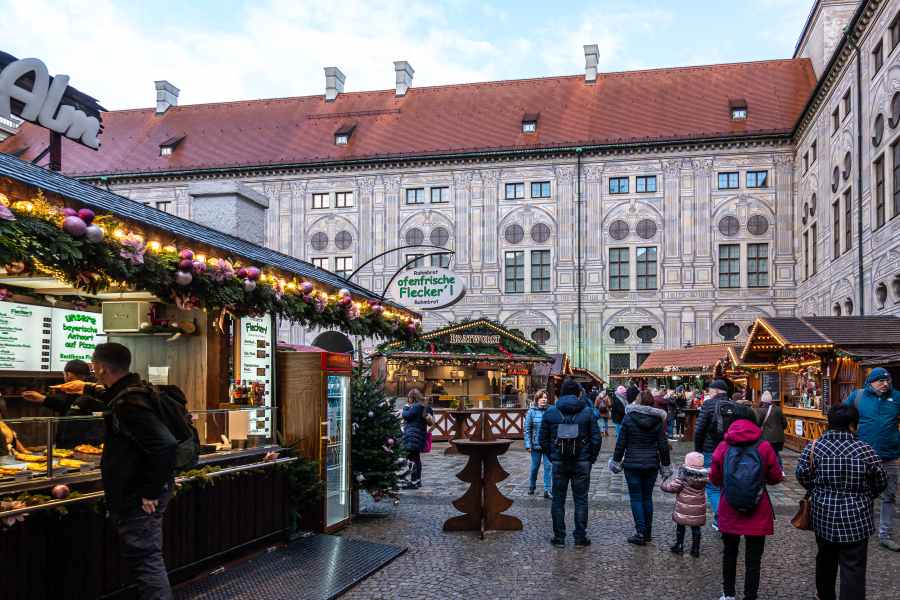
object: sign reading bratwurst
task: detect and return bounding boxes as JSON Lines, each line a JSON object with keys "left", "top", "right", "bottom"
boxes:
{"left": 389, "top": 267, "right": 466, "bottom": 310}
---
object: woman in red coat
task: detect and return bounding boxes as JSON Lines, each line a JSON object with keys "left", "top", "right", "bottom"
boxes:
{"left": 710, "top": 405, "right": 784, "bottom": 600}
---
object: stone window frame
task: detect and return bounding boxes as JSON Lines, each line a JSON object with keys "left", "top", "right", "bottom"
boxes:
{"left": 334, "top": 256, "right": 354, "bottom": 279}
{"left": 504, "top": 250, "right": 526, "bottom": 294}
{"left": 717, "top": 172, "right": 739, "bottom": 190}
{"left": 636, "top": 246, "right": 658, "bottom": 290}
{"left": 531, "top": 328, "right": 551, "bottom": 345}
{"left": 718, "top": 244, "right": 741, "bottom": 289}
{"left": 530, "top": 249, "right": 552, "bottom": 293}
{"left": 531, "top": 222, "right": 552, "bottom": 244}
{"left": 334, "top": 230, "right": 354, "bottom": 250}
{"left": 430, "top": 186, "right": 450, "bottom": 204}
{"left": 405, "top": 188, "right": 425, "bottom": 205}
{"left": 312, "top": 192, "right": 329, "bottom": 210}
{"left": 635, "top": 175, "right": 657, "bottom": 193}
{"left": 405, "top": 227, "right": 425, "bottom": 246}
{"left": 609, "top": 177, "right": 629, "bottom": 194}
{"left": 310, "top": 231, "right": 329, "bottom": 251}
{"left": 608, "top": 247, "right": 630, "bottom": 291}
{"left": 504, "top": 224, "right": 525, "bottom": 245}
{"left": 531, "top": 181, "right": 551, "bottom": 198}
{"left": 335, "top": 191, "right": 353, "bottom": 208}
{"left": 873, "top": 39, "right": 884, "bottom": 76}
{"left": 311, "top": 257, "right": 329, "bottom": 271}
{"left": 505, "top": 182, "right": 525, "bottom": 200}
{"left": 746, "top": 170, "right": 768, "bottom": 188}
{"left": 747, "top": 243, "right": 769, "bottom": 288}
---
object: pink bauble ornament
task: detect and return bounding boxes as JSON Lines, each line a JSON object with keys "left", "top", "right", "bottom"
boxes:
{"left": 340, "top": 296, "right": 353, "bottom": 306}
{"left": 338, "top": 288, "right": 350, "bottom": 297}
{"left": 77, "top": 208, "right": 95, "bottom": 224}
{"left": 243, "top": 278, "right": 257, "bottom": 292}
{"left": 371, "top": 304, "right": 384, "bottom": 316}
{"left": 51, "top": 484, "right": 70, "bottom": 499}
{"left": 301, "top": 281, "right": 314, "bottom": 295}
{"left": 62, "top": 216, "right": 87, "bottom": 237}
{"left": 192, "top": 260, "right": 207, "bottom": 273}
{"left": 179, "top": 249, "right": 194, "bottom": 260}
{"left": 85, "top": 224, "right": 104, "bottom": 243}
{"left": 175, "top": 271, "right": 193, "bottom": 286}
{"left": 237, "top": 267, "right": 248, "bottom": 279}
{"left": 62, "top": 207, "right": 78, "bottom": 217}
{"left": 386, "top": 437, "right": 395, "bottom": 446}
{"left": 178, "top": 258, "right": 193, "bottom": 271}
{"left": 245, "top": 266, "right": 261, "bottom": 281}
{"left": 407, "top": 323, "right": 418, "bottom": 333}
{"left": 302, "top": 293, "right": 314, "bottom": 303}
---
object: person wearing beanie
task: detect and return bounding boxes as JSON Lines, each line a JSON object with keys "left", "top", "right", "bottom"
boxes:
{"left": 693, "top": 378, "right": 736, "bottom": 531}
{"left": 611, "top": 385, "right": 629, "bottom": 438}
{"left": 755, "top": 391, "right": 787, "bottom": 461}
{"left": 660, "top": 450, "right": 708, "bottom": 557}
{"left": 843, "top": 367, "right": 900, "bottom": 551}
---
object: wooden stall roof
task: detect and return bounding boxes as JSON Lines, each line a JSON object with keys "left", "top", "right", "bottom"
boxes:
{"left": 741, "top": 316, "right": 900, "bottom": 363}
{"left": 0, "top": 152, "right": 413, "bottom": 312}
{"left": 639, "top": 343, "right": 738, "bottom": 372}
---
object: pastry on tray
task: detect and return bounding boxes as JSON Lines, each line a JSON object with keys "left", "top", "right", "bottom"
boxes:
{"left": 58, "top": 458, "right": 87, "bottom": 469}
{"left": 52, "top": 448, "right": 74, "bottom": 458}
{"left": 0, "top": 466, "right": 25, "bottom": 476}
{"left": 74, "top": 444, "right": 102, "bottom": 455}
{"left": 13, "top": 451, "right": 46, "bottom": 462}
{"left": 25, "top": 462, "right": 49, "bottom": 473}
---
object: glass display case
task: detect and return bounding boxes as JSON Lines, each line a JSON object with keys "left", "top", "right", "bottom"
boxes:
{"left": 325, "top": 374, "right": 350, "bottom": 528}
{"left": 0, "top": 407, "right": 277, "bottom": 491}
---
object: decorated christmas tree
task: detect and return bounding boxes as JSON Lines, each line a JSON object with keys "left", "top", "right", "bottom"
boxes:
{"left": 351, "top": 364, "right": 405, "bottom": 503}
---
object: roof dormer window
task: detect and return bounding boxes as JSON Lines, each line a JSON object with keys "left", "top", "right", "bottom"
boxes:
{"left": 521, "top": 112, "right": 539, "bottom": 133}
{"left": 729, "top": 98, "right": 747, "bottom": 121}
{"left": 158, "top": 134, "right": 185, "bottom": 157}
{"left": 334, "top": 123, "right": 356, "bottom": 145}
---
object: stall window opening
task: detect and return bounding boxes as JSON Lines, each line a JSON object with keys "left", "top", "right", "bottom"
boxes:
{"left": 504, "top": 251, "right": 525, "bottom": 293}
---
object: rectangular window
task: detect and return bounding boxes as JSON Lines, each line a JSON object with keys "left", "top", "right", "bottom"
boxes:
{"left": 833, "top": 200, "right": 841, "bottom": 259}
{"left": 747, "top": 243, "right": 768, "bottom": 288}
{"left": 717, "top": 172, "right": 739, "bottom": 189}
{"left": 505, "top": 182, "right": 525, "bottom": 200}
{"left": 608, "top": 248, "right": 630, "bottom": 291}
{"left": 811, "top": 223, "right": 818, "bottom": 275}
{"left": 504, "top": 251, "right": 525, "bottom": 293}
{"left": 405, "top": 254, "right": 425, "bottom": 269}
{"left": 154, "top": 200, "right": 173, "bottom": 213}
{"left": 718, "top": 244, "right": 740, "bottom": 288}
{"left": 893, "top": 141, "right": 900, "bottom": 218}
{"left": 609, "top": 177, "right": 629, "bottom": 194}
{"left": 874, "top": 40, "right": 884, "bottom": 75}
{"left": 312, "top": 193, "right": 329, "bottom": 209}
{"left": 636, "top": 247, "right": 657, "bottom": 290}
{"left": 609, "top": 353, "right": 630, "bottom": 373}
{"left": 811, "top": 140, "right": 817, "bottom": 163}
{"left": 844, "top": 188, "right": 852, "bottom": 253}
{"left": 636, "top": 353, "right": 651, "bottom": 368}
{"left": 531, "top": 181, "right": 551, "bottom": 198}
{"left": 635, "top": 175, "right": 657, "bottom": 193}
{"left": 312, "top": 257, "right": 329, "bottom": 271}
{"left": 875, "top": 155, "right": 886, "bottom": 228}
{"left": 430, "top": 254, "right": 450, "bottom": 268}
{"left": 430, "top": 186, "right": 449, "bottom": 203}
{"left": 335, "top": 256, "right": 353, "bottom": 278}
{"left": 746, "top": 170, "right": 768, "bottom": 188}
{"left": 531, "top": 250, "right": 551, "bottom": 292}
{"left": 803, "top": 152, "right": 809, "bottom": 174}
{"left": 832, "top": 108, "right": 840, "bottom": 133}
{"left": 893, "top": 14, "right": 900, "bottom": 51}
{"left": 803, "top": 231, "right": 809, "bottom": 281}
{"left": 842, "top": 89, "right": 851, "bottom": 119}
{"left": 335, "top": 191, "right": 353, "bottom": 208}
{"left": 406, "top": 188, "right": 425, "bottom": 204}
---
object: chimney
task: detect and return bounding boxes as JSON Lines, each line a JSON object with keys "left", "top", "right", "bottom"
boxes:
{"left": 324, "top": 67, "right": 345, "bottom": 102}
{"left": 394, "top": 61, "right": 414, "bottom": 97}
{"left": 583, "top": 44, "right": 598, "bottom": 83}
{"left": 154, "top": 80, "right": 179, "bottom": 114}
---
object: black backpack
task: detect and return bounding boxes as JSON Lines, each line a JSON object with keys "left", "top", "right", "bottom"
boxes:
{"left": 723, "top": 440, "right": 765, "bottom": 512}
{"left": 112, "top": 383, "right": 200, "bottom": 471}
{"left": 713, "top": 398, "right": 738, "bottom": 439}
{"left": 554, "top": 414, "right": 583, "bottom": 460}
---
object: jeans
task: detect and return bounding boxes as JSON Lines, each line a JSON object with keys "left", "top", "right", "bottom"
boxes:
{"left": 614, "top": 422, "right": 622, "bottom": 438}
{"left": 666, "top": 416, "right": 675, "bottom": 438}
{"left": 529, "top": 449, "right": 552, "bottom": 492}
{"left": 624, "top": 467, "right": 657, "bottom": 538}
{"left": 408, "top": 451, "right": 422, "bottom": 484}
{"left": 880, "top": 459, "right": 898, "bottom": 540}
{"left": 722, "top": 534, "right": 766, "bottom": 600}
{"left": 815, "top": 536, "right": 869, "bottom": 600}
{"left": 598, "top": 417, "right": 609, "bottom": 433}
{"left": 551, "top": 460, "right": 591, "bottom": 541}
{"left": 114, "top": 487, "right": 173, "bottom": 600}
{"left": 703, "top": 451, "right": 721, "bottom": 524}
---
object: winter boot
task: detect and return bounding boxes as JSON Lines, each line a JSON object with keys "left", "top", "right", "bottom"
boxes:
{"left": 670, "top": 525, "right": 685, "bottom": 554}
{"left": 690, "top": 529, "right": 701, "bottom": 558}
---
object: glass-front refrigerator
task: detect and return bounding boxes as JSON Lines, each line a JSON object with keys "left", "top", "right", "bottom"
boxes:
{"left": 323, "top": 352, "right": 352, "bottom": 530}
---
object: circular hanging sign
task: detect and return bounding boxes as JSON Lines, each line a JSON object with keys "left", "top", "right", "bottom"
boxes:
{"left": 389, "top": 267, "right": 466, "bottom": 311}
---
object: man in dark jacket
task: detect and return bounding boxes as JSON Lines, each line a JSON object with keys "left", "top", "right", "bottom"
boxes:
{"left": 21, "top": 359, "right": 105, "bottom": 446}
{"left": 844, "top": 367, "right": 900, "bottom": 551}
{"left": 693, "top": 378, "right": 734, "bottom": 530}
{"left": 540, "top": 378, "right": 602, "bottom": 547}
{"left": 92, "top": 343, "right": 177, "bottom": 600}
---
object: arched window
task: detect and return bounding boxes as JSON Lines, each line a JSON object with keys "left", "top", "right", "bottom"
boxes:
{"left": 831, "top": 166, "right": 840, "bottom": 192}
{"left": 844, "top": 298, "right": 854, "bottom": 315}
{"left": 832, "top": 303, "right": 842, "bottom": 316}
{"left": 531, "top": 328, "right": 551, "bottom": 345}
{"left": 810, "top": 193, "right": 817, "bottom": 216}
{"left": 310, "top": 231, "right": 329, "bottom": 251}
{"left": 873, "top": 113, "right": 885, "bottom": 146}
{"left": 890, "top": 92, "right": 900, "bottom": 128}
{"left": 843, "top": 151, "right": 852, "bottom": 180}
{"left": 876, "top": 283, "right": 888, "bottom": 309}
{"left": 636, "top": 326, "right": 658, "bottom": 343}
{"left": 718, "top": 323, "right": 740, "bottom": 341}
{"left": 609, "top": 326, "right": 630, "bottom": 344}
{"left": 893, "top": 275, "right": 900, "bottom": 301}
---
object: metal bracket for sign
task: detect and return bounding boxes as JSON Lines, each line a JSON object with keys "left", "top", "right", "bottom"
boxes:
{"left": 379, "top": 251, "right": 456, "bottom": 304}
{"left": 345, "top": 244, "right": 452, "bottom": 282}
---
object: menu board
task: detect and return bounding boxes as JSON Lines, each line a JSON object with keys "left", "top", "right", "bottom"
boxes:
{"left": 761, "top": 371, "right": 780, "bottom": 400}
{"left": 50, "top": 308, "right": 105, "bottom": 371}
{"left": 238, "top": 314, "right": 273, "bottom": 436}
{"left": 0, "top": 302, "right": 52, "bottom": 371}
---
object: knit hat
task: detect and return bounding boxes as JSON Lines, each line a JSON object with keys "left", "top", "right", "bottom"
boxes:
{"left": 707, "top": 379, "right": 729, "bottom": 392}
{"left": 760, "top": 390, "right": 773, "bottom": 404}
{"left": 684, "top": 451, "right": 705, "bottom": 469}
{"left": 866, "top": 367, "right": 891, "bottom": 385}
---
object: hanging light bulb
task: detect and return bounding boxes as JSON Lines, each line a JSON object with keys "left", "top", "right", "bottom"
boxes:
{"left": 113, "top": 228, "right": 127, "bottom": 239}
{"left": 147, "top": 240, "right": 162, "bottom": 252}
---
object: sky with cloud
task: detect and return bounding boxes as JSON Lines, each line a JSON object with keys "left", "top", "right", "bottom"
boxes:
{"left": 3, "top": 0, "right": 815, "bottom": 110}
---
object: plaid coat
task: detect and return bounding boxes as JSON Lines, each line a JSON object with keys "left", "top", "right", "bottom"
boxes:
{"left": 796, "top": 430, "right": 888, "bottom": 543}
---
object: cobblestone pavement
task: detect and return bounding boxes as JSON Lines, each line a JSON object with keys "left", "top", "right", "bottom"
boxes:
{"left": 338, "top": 436, "right": 900, "bottom": 600}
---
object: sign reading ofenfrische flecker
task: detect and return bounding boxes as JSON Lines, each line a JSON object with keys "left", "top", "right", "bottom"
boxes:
{"left": 389, "top": 267, "right": 466, "bottom": 311}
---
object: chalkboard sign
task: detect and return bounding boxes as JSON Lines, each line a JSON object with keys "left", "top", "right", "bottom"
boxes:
{"left": 761, "top": 371, "right": 780, "bottom": 400}
{"left": 822, "top": 378, "right": 831, "bottom": 414}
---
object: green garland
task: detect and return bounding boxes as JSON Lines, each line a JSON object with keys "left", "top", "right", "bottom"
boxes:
{"left": 379, "top": 326, "right": 546, "bottom": 358}
{"left": 0, "top": 204, "right": 419, "bottom": 341}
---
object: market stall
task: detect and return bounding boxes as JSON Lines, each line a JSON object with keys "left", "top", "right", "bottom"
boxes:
{"left": 737, "top": 316, "right": 900, "bottom": 451}
{"left": 374, "top": 319, "right": 553, "bottom": 441}
{"left": 0, "top": 153, "right": 418, "bottom": 599}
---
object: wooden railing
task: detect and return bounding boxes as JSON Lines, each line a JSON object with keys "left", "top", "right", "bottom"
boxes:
{"left": 429, "top": 408, "right": 527, "bottom": 441}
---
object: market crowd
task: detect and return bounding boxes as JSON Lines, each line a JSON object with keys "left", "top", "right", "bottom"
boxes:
{"left": 399, "top": 367, "right": 900, "bottom": 600}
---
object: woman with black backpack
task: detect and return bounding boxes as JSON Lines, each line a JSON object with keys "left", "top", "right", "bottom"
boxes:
{"left": 709, "top": 404, "right": 784, "bottom": 600}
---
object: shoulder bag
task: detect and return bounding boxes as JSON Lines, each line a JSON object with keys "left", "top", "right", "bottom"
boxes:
{"left": 791, "top": 439, "right": 816, "bottom": 530}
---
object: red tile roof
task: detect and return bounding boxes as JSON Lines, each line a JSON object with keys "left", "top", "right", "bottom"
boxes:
{"left": 0, "top": 59, "right": 816, "bottom": 177}
{"left": 640, "top": 343, "right": 739, "bottom": 371}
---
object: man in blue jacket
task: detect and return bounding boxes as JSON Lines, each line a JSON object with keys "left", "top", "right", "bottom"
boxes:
{"left": 844, "top": 367, "right": 900, "bottom": 551}
{"left": 540, "top": 378, "right": 602, "bottom": 547}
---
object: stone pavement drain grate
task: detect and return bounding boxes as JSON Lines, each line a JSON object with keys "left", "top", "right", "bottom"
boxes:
{"left": 174, "top": 535, "right": 405, "bottom": 600}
